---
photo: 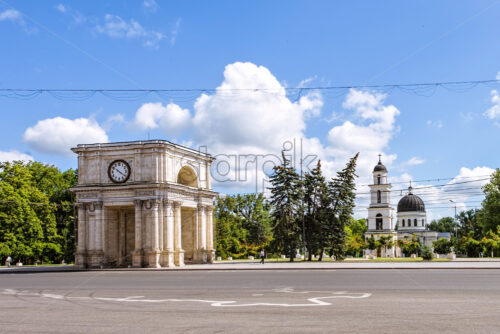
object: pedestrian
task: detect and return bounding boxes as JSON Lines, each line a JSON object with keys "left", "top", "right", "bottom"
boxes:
{"left": 260, "top": 249, "right": 265, "bottom": 264}
{"left": 5, "top": 255, "right": 12, "bottom": 268}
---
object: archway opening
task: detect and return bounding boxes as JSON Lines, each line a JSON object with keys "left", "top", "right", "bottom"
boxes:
{"left": 376, "top": 213, "right": 383, "bottom": 230}
{"left": 177, "top": 166, "right": 198, "bottom": 187}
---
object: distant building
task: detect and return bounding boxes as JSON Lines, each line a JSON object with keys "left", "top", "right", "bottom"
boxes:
{"left": 364, "top": 156, "right": 450, "bottom": 257}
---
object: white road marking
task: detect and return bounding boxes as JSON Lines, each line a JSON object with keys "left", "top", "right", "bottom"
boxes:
{"left": 1, "top": 288, "right": 371, "bottom": 307}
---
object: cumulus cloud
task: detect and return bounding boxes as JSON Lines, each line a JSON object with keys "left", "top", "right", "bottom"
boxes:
{"left": 23, "top": 117, "right": 108, "bottom": 156}
{"left": 426, "top": 120, "right": 443, "bottom": 128}
{"left": 96, "top": 14, "right": 164, "bottom": 48}
{"left": 0, "top": 9, "right": 36, "bottom": 33}
{"left": 55, "top": 4, "right": 66, "bottom": 13}
{"left": 170, "top": 18, "right": 181, "bottom": 45}
{"left": 484, "top": 90, "right": 500, "bottom": 122}
{"left": 143, "top": 0, "right": 159, "bottom": 12}
{"left": 405, "top": 157, "right": 425, "bottom": 166}
{"left": 0, "top": 150, "right": 33, "bottom": 162}
{"left": 132, "top": 102, "right": 191, "bottom": 135}
{"left": 192, "top": 62, "right": 323, "bottom": 155}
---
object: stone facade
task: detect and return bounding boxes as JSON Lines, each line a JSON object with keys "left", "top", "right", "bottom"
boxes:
{"left": 70, "top": 140, "right": 218, "bottom": 268}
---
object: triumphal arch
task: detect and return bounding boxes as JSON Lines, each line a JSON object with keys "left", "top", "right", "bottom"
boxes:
{"left": 70, "top": 140, "right": 218, "bottom": 269}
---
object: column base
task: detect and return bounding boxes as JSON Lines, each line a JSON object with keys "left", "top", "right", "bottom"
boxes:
{"left": 132, "top": 250, "right": 144, "bottom": 268}
{"left": 207, "top": 249, "right": 215, "bottom": 264}
{"left": 161, "top": 250, "right": 175, "bottom": 267}
{"left": 174, "top": 249, "right": 185, "bottom": 266}
{"left": 193, "top": 249, "right": 207, "bottom": 264}
{"left": 87, "top": 251, "right": 104, "bottom": 268}
{"left": 146, "top": 250, "right": 161, "bottom": 268}
{"left": 74, "top": 252, "right": 87, "bottom": 269}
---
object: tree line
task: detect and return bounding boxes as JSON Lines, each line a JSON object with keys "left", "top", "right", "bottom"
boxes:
{"left": 0, "top": 161, "right": 77, "bottom": 264}
{"left": 216, "top": 153, "right": 360, "bottom": 261}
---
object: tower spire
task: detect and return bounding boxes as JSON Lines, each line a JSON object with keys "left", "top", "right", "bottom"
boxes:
{"left": 378, "top": 153, "right": 382, "bottom": 163}
{"left": 408, "top": 180, "right": 413, "bottom": 195}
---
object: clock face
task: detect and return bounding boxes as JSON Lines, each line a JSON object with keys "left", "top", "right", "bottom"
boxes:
{"left": 108, "top": 160, "right": 131, "bottom": 183}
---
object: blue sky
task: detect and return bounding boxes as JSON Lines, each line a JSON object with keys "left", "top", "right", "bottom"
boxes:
{"left": 1, "top": 0, "right": 500, "bottom": 219}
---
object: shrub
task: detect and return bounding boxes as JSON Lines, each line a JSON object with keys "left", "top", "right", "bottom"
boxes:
{"left": 421, "top": 245, "right": 434, "bottom": 261}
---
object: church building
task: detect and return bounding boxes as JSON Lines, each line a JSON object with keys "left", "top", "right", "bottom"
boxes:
{"left": 365, "top": 156, "right": 448, "bottom": 257}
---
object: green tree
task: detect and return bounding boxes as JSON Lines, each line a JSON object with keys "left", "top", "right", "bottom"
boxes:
{"left": 303, "top": 160, "right": 327, "bottom": 261}
{"left": 478, "top": 169, "right": 500, "bottom": 234}
{"left": 322, "top": 153, "right": 359, "bottom": 261}
{"left": 397, "top": 234, "right": 420, "bottom": 257}
{"left": 456, "top": 209, "right": 481, "bottom": 240}
{"left": 427, "top": 217, "right": 456, "bottom": 233}
{"left": 421, "top": 245, "right": 434, "bottom": 261}
{"left": 269, "top": 152, "right": 302, "bottom": 261}
{"left": 433, "top": 238, "right": 452, "bottom": 255}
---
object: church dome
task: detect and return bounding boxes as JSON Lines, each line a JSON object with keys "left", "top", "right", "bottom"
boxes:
{"left": 397, "top": 190, "right": 425, "bottom": 213}
{"left": 373, "top": 161, "right": 387, "bottom": 173}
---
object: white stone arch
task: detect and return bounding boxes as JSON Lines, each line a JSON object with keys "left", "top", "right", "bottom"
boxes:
{"left": 176, "top": 163, "right": 199, "bottom": 188}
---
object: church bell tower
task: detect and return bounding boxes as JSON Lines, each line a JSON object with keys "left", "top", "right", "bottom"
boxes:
{"left": 367, "top": 154, "right": 394, "bottom": 232}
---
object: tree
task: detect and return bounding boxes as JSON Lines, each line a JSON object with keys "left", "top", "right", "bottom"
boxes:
{"left": 477, "top": 169, "right": 500, "bottom": 234}
{"left": 345, "top": 219, "right": 367, "bottom": 257}
{"left": 378, "top": 235, "right": 393, "bottom": 257}
{"left": 397, "top": 235, "right": 420, "bottom": 257}
{"left": 456, "top": 209, "right": 481, "bottom": 240}
{"left": 0, "top": 161, "right": 72, "bottom": 264}
{"left": 480, "top": 230, "right": 499, "bottom": 257}
{"left": 269, "top": 152, "right": 302, "bottom": 261}
{"left": 322, "top": 153, "right": 359, "bottom": 261}
{"left": 214, "top": 194, "right": 273, "bottom": 259}
{"left": 302, "top": 160, "right": 328, "bottom": 261}
{"left": 421, "top": 245, "right": 434, "bottom": 261}
{"left": 427, "top": 217, "right": 456, "bottom": 233}
{"left": 433, "top": 238, "right": 452, "bottom": 255}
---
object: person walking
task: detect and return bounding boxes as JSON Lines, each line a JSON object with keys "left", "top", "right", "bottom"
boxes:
{"left": 5, "top": 255, "right": 12, "bottom": 268}
{"left": 260, "top": 249, "right": 265, "bottom": 264}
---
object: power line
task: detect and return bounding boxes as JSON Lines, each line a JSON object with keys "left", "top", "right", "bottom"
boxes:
{"left": 1, "top": 79, "right": 499, "bottom": 101}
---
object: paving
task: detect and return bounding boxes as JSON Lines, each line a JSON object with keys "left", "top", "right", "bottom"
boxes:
{"left": 2, "top": 259, "right": 500, "bottom": 273}
{"left": 0, "top": 268, "right": 499, "bottom": 333}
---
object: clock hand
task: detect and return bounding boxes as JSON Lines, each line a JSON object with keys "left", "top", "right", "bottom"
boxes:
{"left": 116, "top": 169, "right": 126, "bottom": 177}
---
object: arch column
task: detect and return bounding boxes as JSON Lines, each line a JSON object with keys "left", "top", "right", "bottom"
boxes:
{"left": 75, "top": 203, "right": 87, "bottom": 268}
{"left": 161, "top": 200, "right": 175, "bottom": 267}
{"left": 87, "top": 201, "right": 104, "bottom": 268}
{"left": 197, "top": 205, "right": 207, "bottom": 263}
{"left": 132, "top": 199, "right": 144, "bottom": 267}
{"left": 206, "top": 205, "right": 215, "bottom": 263}
{"left": 145, "top": 199, "right": 161, "bottom": 268}
{"left": 173, "top": 201, "right": 184, "bottom": 266}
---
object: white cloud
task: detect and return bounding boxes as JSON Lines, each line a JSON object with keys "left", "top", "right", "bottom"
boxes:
{"left": 55, "top": 4, "right": 66, "bottom": 13}
{"left": 0, "top": 150, "right": 33, "bottom": 162}
{"left": 96, "top": 14, "right": 164, "bottom": 48}
{"left": 192, "top": 62, "right": 323, "bottom": 156}
{"left": 143, "top": 0, "right": 159, "bottom": 12}
{"left": 0, "top": 9, "right": 36, "bottom": 33}
{"left": 0, "top": 9, "right": 20, "bottom": 21}
{"left": 426, "top": 120, "right": 443, "bottom": 128}
{"left": 496, "top": 71, "right": 500, "bottom": 80}
{"left": 132, "top": 102, "right": 191, "bottom": 134}
{"left": 170, "top": 18, "right": 181, "bottom": 45}
{"left": 484, "top": 90, "right": 500, "bottom": 121}
{"left": 406, "top": 157, "right": 425, "bottom": 166}
{"left": 23, "top": 117, "right": 108, "bottom": 156}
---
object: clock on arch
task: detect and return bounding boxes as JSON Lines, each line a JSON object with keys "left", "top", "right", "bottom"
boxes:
{"left": 108, "top": 160, "right": 131, "bottom": 183}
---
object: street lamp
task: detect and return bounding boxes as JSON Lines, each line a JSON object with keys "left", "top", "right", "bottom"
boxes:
{"left": 449, "top": 200, "right": 458, "bottom": 256}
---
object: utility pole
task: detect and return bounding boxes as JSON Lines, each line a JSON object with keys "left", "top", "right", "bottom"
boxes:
{"left": 449, "top": 200, "right": 458, "bottom": 255}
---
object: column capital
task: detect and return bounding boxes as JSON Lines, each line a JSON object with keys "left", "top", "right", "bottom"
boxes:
{"left": 76, "top": 202, "right": 86, "bottom": 209}
{"left": 173, "top": 201, "right": 182, "bottom": 208}
{"left": 144, "top": 198, "right": 161, "bottom": 210}
{"left": 162, "top": 199, "right": 174, "bottom": 208}
{"left": 134, "top": 199, "right": 143, "bottom": 208}
{"left": 88, "top": 201, "right": 103, "bottom": 212}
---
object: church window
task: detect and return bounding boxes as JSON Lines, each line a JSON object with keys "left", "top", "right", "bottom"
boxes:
{"left": 402, "top": 219, "right": 405, "bottom": 227}
{"left": 414, "top": 219, "right": 417, "bottom": 227}
{"left": 376, "top": 214, "right": 383, "bottom": 230}
{"left": 377, "top": 176, "right": 381, "bottom": 185}
{"left": 377, "top": 190, "right": 381, "bottom": 203}
{"left": 422, "top": 219, "right": 424, "bottom": 226}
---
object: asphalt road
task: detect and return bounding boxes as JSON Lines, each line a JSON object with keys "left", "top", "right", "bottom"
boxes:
{"left": 0, "top": 269, "right": 499, "bottom": 333}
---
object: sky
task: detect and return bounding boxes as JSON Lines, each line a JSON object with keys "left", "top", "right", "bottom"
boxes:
{"left": 1, "top": 0, "right": 500, "bottom": 220}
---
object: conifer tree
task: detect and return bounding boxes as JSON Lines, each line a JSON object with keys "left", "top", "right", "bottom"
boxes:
{"left": 323, "top": 153, "right": 359, "bottom": 260}
{"left": 303, "top": 160, "right": 327, "bottom": 261}
{"left": 269, "top": 152, "right": 302, "bottom": 261}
